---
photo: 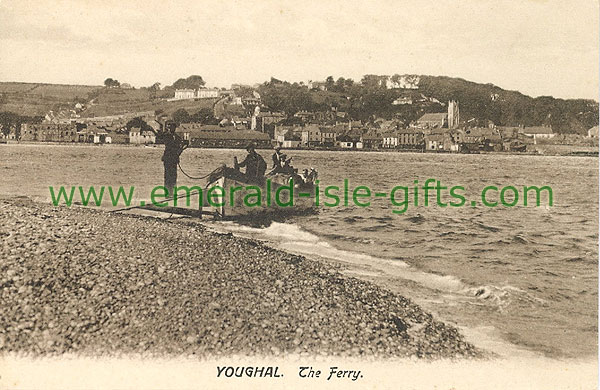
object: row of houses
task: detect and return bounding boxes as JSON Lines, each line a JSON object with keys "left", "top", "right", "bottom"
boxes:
{"left": 171, "top": 88, "right": 262, "bottom": 106}
{"left": 172, "top": 88, "right": 221, "bottom": 100}
{"left": 16, "top": 123, "right": 157, "bottom": 145}
{"left": 269, "top": 123, "right": 553, "bottom": 152}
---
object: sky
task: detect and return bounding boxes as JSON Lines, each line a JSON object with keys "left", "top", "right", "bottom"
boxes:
{"left": 0, "top": 0, "right": 598, "bottom": 100}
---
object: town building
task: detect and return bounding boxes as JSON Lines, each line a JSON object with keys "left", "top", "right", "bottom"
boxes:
{"left": 174, "top": 89, "right": 196, "bottom": 100}
{"left": 392, "top": 97, "right": 413, "bottom": 105}
{"left": 520, "top": 126, "right": 555, "bottom": 143}
{"left": 300, "top": 124, "right": 321, "bottom": 147}
{"left": 336, "top": 134, "right": 354, "bottom": 149}
{"left": 397, "top": 128, "right": 425, "bottom": 150}
{"left": 229, "top": 96, "right": 244, "bottom": 105}
{"left": 173, "top": 88, "right": 220, "bottom": 100}
{"left": 382, "top": 131, "right": 399, "bottom": 148}
{"left": 196, "top": 88, "right": 220, "bottom": 99}
{"left": 416, "top": 112, "right": 448, "bottom": 129}
{"left": 128, "top": 128, "right": 156, "bottom": 144}
{"left": 361, "top": 133, "right": 383, "bottom": 149}
{"left": 77, "top": 128, "right": 111, "bottom": 144}
{"left": 20, "top": 123, "right": 78, "bottom": 142}
{"left": 251, "top": 108, "right": 286, "bottom": 132}
{"left": 320, "top": 124, "right": 346, "bottom": 147}
{"left": 176, "top": 125, "right": 270, "bottom": 149}
{"left": 308, "top": 81, "right": 328, "bottom": 91}
{"left": 0, "top": 126, "right": 17, "bottom": 140}
{"left": 242, "top": 96, "right": 261, "bottom": 107}
{"left": 281, "top": 131, "right": 301, "bottom": 148}
{"left": 294, "top": 111, "right": 318, "bottom": 123}
{"left": 424, "top": 133, "right": 447, "bottom": 151}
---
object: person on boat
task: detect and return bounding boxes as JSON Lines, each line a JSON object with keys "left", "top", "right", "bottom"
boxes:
{"left": 266, "top": 146, "right": 285, "bottom": 176}
{"left": 271, "top": 146, "right": 284, "bottom": 169}
{"left": 290, "top": 167, "right": 305, "bottom": 186}
{"left": 306, "top": 167, "right": 318, "bottom": 183}
{"left": 280, "top": 155, "right": 296, "bottom": 174}
{"left": 301, "top": 168, "right": 309, "bottom": 182}
{"left": 237, "top": 144, "right": 267, "bottom": 178}
{"left": 161, "top": 121, "right": 188, "bottom": 197}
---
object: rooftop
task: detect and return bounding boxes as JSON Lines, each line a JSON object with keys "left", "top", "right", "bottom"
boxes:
{"left": 187, "top": 130, "right": 270, "bottom": 141}
{"left": 522, "top": 126, "right": 553, "bottom": 134}
{"left": 418, "top": 113, "right": 447, "bottom": 122}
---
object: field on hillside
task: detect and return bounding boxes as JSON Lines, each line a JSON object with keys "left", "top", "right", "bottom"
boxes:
{"left": 80, "top": 97, "right": 217, "bottom": 117}
{"left": 0, "top": 82, "right": 101, "bottom": 116}
{"left": 0, "top": 82, "right": 99, "bottom": 99}
{"left": 0, "top": 82, "right": 215, "bottom": 118}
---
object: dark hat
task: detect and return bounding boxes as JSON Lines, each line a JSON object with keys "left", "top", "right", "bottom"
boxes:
{"left": 245, "top": 143, "right": 255, "bottom": 151}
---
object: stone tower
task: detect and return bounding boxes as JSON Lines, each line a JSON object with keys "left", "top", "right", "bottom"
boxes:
{"left": 448, "top": 100, "right": 460, "bottom": 128}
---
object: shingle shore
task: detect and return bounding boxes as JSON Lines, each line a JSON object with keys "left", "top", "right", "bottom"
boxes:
{"left": 0, "top": 197, "right": 480, "bottom": 358}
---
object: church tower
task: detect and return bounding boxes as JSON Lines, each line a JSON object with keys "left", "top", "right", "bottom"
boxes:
{"left": 448, "top": 100, "right": 460, "bottom": 128}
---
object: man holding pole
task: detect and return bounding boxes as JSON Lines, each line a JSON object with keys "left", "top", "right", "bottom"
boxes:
{"left": 161, "top": 121, "right": 188, "bottom": 197}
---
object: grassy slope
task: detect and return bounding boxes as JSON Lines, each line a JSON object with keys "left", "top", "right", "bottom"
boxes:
{"left": 0, "top": 82, "right": 216, "bottom": 118}
{"left": 0, "top": 82, "right": 100, "bottom": 116}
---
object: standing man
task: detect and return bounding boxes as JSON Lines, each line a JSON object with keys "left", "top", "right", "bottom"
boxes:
{"left": 161, "top": 121, "right": 188, "bottom": 197}
{"left": 237, "top": 144, "right": 266, "bottom": 178}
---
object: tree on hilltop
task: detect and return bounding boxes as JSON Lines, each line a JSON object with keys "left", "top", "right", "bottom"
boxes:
{"left": 125, "top": 117, "right": 153, "bottom": 132}
{"left": 148, "top": 82, "right": 161, "bottom": 91}
{"left": 104, "top": 78, "right": 121, "bottom": 88}
{"left": 171, "top": 75, "right": 205, "bottom": 90}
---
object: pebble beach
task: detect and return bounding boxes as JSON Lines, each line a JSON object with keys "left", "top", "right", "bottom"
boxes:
{"left": 0, "top": 196, "right": 480, "bottom": 359}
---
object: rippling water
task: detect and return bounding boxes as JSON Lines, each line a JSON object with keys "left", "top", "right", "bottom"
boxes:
{"left": 1, "top": 144, "right": 597, "bottom": 358}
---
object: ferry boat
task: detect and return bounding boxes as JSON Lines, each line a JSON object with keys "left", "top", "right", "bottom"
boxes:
{"left": 203, "top": 165, "right": 317, "bottom": 220}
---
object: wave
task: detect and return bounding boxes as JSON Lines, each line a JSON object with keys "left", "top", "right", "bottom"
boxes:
{"left": 406, "top": 214, "right": 425, "bottom": 224}
{"left": 475, "top": 222, "right": 501, "bottom": 232}
{"left": 342, "top": 216, "right": 364, "bottom": 224}
{"left": 360, "top": 224, "right": 392, "bottom": 232}
{"left": 209, "top": 221, "right": 542, "bottom": 311}
{"left": 463, "top": 284, "right": 547, "bottom": 310}
{"left": 512, "top": 234, "right": 529, "bottom": 244}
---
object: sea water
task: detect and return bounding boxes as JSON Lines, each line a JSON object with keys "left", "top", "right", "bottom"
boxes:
{"left": 1, "top": 144, "right": 597, "bottom": 358}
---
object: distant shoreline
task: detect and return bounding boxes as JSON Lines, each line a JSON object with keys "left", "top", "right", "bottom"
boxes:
{"left": 2, "top": 141, "right": 598, "bottom": 157}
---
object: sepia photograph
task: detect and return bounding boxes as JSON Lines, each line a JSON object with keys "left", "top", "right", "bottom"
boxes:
{"left": 0, "top": 0, "right": 598, "bottom": 389}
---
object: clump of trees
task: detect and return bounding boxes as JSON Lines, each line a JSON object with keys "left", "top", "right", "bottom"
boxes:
{"left": 148, "top": 82, "right": 161, "bottom": 91}
{"left": 258, "top": 79, "right": 317, "bottom": 116}
{"left": 171, "top": 75, "right": 205, "bottom": 90}
{"left": 104, "top": 78, "right": 121, "bottom": 88}
{"left": 171, "top": 107, "right": 218, "bottom": 125}
{"left": 125, "top": 117, "right": 154, "bottom": 132}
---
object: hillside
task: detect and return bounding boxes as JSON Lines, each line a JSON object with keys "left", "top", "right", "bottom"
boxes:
{"left": 0, "top": 82, "right": 215, "bottom": 119}
{"left": 258, "top": 75, "right": 599, "bottom": 134}
{"left": 418, "top": 76, "right": 598, "bottom": 134}
{"left": 1, "top": 76, "right": 598, "bottom": 134}
{"left": 0, "top": 82, "right": 99, "bottom": 116}
{"left": 80, "top": 88, "right": 216, "bottom": 117}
